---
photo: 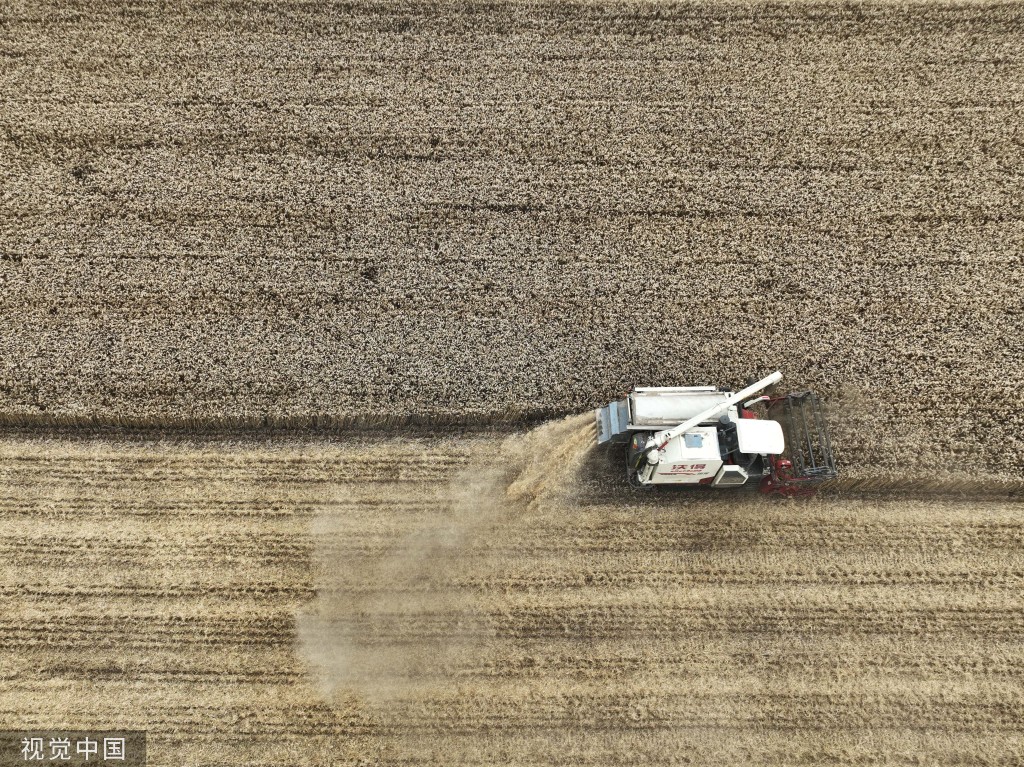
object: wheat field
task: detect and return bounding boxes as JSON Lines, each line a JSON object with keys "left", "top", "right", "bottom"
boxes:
{"left": 1, "top": 0, "right": 1023, "bottom": 475}
{"left": 2, "top": 1, "right": 1023, "bottom": 764}
{"left": 3, "top": 422, "right": 1023, "bottom": 766}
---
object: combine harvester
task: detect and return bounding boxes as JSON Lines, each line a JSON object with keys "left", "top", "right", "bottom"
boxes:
{"left": 596, "top": 372, "right": 837, "bottom": 495}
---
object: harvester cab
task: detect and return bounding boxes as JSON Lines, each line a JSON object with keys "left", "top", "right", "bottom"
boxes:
{"left": 596, "top": 372, "right": 837, "bottom": 495}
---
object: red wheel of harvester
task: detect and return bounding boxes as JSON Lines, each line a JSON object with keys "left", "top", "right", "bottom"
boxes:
{"left": 759, "top": 457, "right": 818, "bottom": 497}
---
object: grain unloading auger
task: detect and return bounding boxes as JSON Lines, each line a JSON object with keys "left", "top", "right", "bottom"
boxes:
{"left": 596, "top": 372, "right": 837, "bottom": 495}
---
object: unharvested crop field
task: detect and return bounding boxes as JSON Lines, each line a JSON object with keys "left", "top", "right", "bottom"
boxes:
{"left": 3, "top": 424, "right": 1024, "bottom": 766}
{"left": 1, "top": 0, "right": 1023, "bottom": 476}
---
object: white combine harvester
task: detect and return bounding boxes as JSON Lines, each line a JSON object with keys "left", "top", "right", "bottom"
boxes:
{"left": 596, "top": 371, "right": 837, "bottom": 495}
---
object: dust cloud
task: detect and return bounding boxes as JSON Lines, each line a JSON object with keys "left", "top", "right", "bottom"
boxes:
{"left": 296, "top": 414, "right": 596, "bottom": 703}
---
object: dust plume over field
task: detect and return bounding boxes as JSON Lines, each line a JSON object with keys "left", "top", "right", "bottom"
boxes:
{"left": 297, "top": 414, "right": 594, "bottom": 701}
{"left": 3, "top": 431, "right": 1024, "bottom": 766}
{"left": 1, "top": 0, "right": 1023, "bottom": 476}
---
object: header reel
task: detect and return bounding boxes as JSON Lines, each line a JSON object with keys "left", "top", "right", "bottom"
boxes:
{"left": 759, "top": 391, "right": 838, "bottom": 496}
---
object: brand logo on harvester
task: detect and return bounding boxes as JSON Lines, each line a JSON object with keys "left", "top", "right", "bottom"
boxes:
{"left": 667, "top": 463, "right": 707, "bottom": 474}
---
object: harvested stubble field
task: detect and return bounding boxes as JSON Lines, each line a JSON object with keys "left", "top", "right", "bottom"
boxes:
{"left": 2, "top": 422, "right": 1024, "bottom": 765}
{"left": 1, "top": 0, "right": 1023, "bottom": 476}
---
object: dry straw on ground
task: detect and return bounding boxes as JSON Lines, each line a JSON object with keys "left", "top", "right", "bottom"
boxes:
{"left": 3, "top": 431, "right": 1024, "bottom": 766}
{"left": 0, "top": 0, "right": 1022, "bottom": 476}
